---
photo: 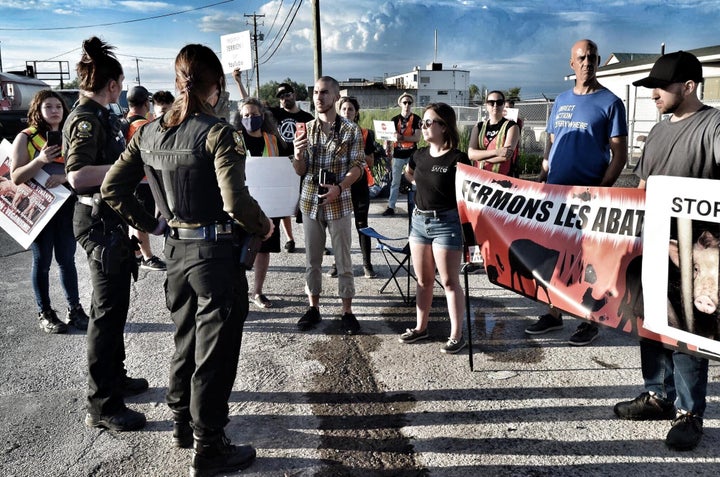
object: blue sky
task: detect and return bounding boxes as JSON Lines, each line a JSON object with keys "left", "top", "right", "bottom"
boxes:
{"left": 2, "top": 0, "right": 719, "bottom": 101}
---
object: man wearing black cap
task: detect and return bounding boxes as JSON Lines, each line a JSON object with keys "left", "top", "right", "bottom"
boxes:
{"left": 123, "top": 86, "right": 166, "bottom": 271}
{"left": 614, "top": 50, "right": 720, "bottom": 451}
{"left": 272, "top": 82, "right": 314, "bottom": 148}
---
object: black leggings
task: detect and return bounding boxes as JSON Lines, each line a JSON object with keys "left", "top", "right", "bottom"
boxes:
{"left": 350, "top": 172, "right": 372, "bottom": 268}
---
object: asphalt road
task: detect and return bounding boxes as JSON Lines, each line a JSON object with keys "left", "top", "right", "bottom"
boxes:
{"left": 2, "top": 180, "right": 720, "bottom": 476}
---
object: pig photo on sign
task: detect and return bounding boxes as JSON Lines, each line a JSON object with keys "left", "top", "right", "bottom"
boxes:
{"left": 667, "top": 221, "right": 720, "bottom": 340}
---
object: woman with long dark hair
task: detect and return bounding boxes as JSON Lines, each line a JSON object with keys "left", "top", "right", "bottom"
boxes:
{"left": 64, "top": 36, "right": 148, "bottom": 433}
{"left": 11, "top": 89, "right": 89, "bottom": 334}
{"left": 103, "top": 43, "right": 272, "bottom": 475}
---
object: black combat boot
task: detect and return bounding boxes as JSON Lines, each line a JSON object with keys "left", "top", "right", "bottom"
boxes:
{"left": 190, "top": 432, "right": 256, "bottom": 477}
{"left": 171, "top": 410, "right": 193, "bottom": 449}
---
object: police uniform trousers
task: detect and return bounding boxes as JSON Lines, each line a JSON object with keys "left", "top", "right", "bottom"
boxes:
{"left": 163, "top": 235, "right": 248, "bottom": 438}
{"left": 74, "top": 204, "right": 133, "bottom": 416}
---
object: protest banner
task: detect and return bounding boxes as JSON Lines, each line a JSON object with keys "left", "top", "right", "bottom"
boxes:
{"left": 0, "top": 139, "right": 71, "bottom": 249}
{"left": 245, "top": 156, "right": 300, "bottom": 218}
{"left": 456, "top": 164, "right": 720, "bottom": 361}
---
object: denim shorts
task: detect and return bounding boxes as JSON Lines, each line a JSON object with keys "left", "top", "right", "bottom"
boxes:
{"left": 409, "top": 209, "right": 463, "bottom": 250}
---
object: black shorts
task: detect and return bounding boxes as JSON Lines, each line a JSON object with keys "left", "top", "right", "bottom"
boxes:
{"left": 259, "top": 217, "right": 281, "bottom": 253}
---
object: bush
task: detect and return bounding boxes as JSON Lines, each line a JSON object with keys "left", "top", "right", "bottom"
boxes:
{"left": 516, "top": 152, "right": 543, "bottom": 176}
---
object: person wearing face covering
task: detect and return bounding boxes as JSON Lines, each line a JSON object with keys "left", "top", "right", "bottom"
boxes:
{"left": 102, "top": 44, "right": 273, "bottom": 476}
{"left": 233, "top": 97, "right": 289, "bottom": 309}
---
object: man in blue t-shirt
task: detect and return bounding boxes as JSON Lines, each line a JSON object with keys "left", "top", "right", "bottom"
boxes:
{"left": 525, "top": 39, "right": 628, "bottom": 346}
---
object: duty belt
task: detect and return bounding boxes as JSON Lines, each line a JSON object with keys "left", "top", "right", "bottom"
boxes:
{"left": 169, "top": 222, "right": 235, "bottom": 241}
{"left": 413, "top": 207, "right": 455, "bottom": 218}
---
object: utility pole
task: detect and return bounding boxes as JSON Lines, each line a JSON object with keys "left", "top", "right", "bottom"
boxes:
{"left": 312, "top": 0, "right": 322, "bottom": 80}
{"left": 245, "top": 13, "right": 265, "bottom": 97}
{"left": 134, "top": 58, "right": 142, "bottom": 85}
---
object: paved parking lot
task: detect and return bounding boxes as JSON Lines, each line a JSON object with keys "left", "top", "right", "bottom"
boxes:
{"left": 1, "top": 191, "right": 719, "bottom": 476}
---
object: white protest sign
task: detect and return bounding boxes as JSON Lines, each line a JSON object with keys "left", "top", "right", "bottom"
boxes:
{"left": 643, "top": 175, "right": 720, "bottom": 358}
{"left": 245, "top": 156, "right": 300, "bottom": 218}
{"left": 373, "top": 120, "right": 396, "bottom": 142}
{"left": 220, "top": 31, "right": 253, "bottom": 75}
{"left": 503, "top": 107, "right": 519, "bottom": 122}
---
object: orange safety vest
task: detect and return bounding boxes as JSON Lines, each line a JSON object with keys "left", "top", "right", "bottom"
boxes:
{"left": 394, "top": 114, "right": 416, "bottom": 150}
{"left": 361, "top": 128, "right": 375, "bottom": 187}
{"left": 22, "top": 127, "right": 64, "bottom": 164}
{"left": 476, "top": 119, "right": 517, "bottom": 176}
{"left": 125, "top": 115, "right": 149, "bottom": 142}
{"left": 262, "top": 132, "right": 280, "bottom": 157}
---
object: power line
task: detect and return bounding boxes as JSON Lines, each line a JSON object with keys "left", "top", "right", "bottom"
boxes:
{"left": 259, "top": 0, "right": 297, "bottom": 61}
{"left": 263, "top": 0, "right": 284, "bottom": 42}
{"left": 0, "top": 0, "right": 234, "bottom": 31}
{"left": 260, "top": 0, "right": 304, "bottom": 65}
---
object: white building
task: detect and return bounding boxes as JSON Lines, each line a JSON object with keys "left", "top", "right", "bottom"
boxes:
{"left": 384, "top": 63, "right": 470, "bottom": 107}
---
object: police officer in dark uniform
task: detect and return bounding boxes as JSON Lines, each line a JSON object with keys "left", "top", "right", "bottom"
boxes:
{"left": 102, "top": 44, "right": 272, "bottom": 476}
{"left": 64, "top": 37, "right": 147, "bottom": 432}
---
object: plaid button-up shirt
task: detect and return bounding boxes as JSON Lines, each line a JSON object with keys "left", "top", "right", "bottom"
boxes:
{"left": 297, "top": 116, "right": 365, "bottom": 220}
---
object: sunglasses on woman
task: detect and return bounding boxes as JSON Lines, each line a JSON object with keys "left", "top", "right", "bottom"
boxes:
{"left": 486, "top": 99, "right": 505, "bottom": 107}
{"left": 421, "top": 118, "right": 443, "bottom": 128}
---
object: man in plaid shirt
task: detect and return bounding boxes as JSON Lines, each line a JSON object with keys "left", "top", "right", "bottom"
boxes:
{"left": 292, "top": 76, "right": 365, "bottom": 334}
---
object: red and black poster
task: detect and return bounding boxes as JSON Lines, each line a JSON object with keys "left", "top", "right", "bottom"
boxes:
{"left": 456, "top": 164, "right": 720, "bottom": 361}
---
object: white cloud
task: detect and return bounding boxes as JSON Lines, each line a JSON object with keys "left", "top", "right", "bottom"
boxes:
{"left": 117, "top": 1, "right": 173, "bottom": 12}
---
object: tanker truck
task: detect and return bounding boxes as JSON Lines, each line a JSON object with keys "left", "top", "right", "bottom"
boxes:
{"left": 0, "top": 72, "right": 51, "bottom": 142}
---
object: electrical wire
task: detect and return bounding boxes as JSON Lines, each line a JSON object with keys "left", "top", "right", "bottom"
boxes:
{"left": 259, "top": 0, "right": 298, "bottom": 61}
{"left": 0, "top": 0, "right": 234, "bottom": 31}
{"left": 260, "top": 0, "right": 303, "bottom": 65}
{"left": 262, "top": 0, "right": 285, "bottom": 42}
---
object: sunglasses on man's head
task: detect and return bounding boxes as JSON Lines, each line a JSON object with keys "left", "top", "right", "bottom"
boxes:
{"left": 279, "top": 92, "right": 293, "bottom": 99}
{"left": 402, "top": 100, "right": 413, "bottom": 105}
{"left": 486, "top": 99, "right": 505, "bottom": 107}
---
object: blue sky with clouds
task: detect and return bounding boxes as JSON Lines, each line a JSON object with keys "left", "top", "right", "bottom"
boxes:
{"left": 2, "top": 0, "right": 719, "bottom": 101}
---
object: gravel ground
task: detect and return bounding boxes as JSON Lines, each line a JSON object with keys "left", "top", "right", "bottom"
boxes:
{"left": 2, "top": 168, "right": 719, "bottom": 477}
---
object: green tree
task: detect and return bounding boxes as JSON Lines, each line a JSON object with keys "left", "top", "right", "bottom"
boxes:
{"left": 506, "top": 87, "right": 521, "bottom": 102}
{"left": 258, "top": 78, "right": 309, "bottom": 107}
{"left": 469, "top": 84, "right": 480, "bottom": 102}
{"left": 57, "top": 78, "right": 80, "bottom": 89}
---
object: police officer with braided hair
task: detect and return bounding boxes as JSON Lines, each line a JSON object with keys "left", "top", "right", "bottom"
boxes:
{"left": 64, "top": 36, "right": 148, "bottom": 433}
{"left": 102, "top": 43, "right": 272, "bottom": 476}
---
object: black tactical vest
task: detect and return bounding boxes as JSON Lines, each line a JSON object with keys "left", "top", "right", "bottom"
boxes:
{"left": 140, "top": 114, "right": 231, "bottom": 225}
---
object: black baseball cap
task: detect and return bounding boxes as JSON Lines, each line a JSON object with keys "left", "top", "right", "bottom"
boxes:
{"left": 632, "top": 51, "right": 704, "bottom": 88}
{"left": 127, "top": 85, "right": 151, "bottom": 105}
{"left": 276, "top": 83, "right": 295, "bottom": 98}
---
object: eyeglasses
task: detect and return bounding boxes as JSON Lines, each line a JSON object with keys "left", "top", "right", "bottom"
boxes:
{"left": 421, "top": 118, "right": 443, "bottom": 128}
{"left": 486, "top": 99, "right": 505, "bottom": 107}
{"left": 401, "top": 101, "right": 413, "bottom": 105}
{"left": 279, "top": 92, "right": 293, "bottom": 99}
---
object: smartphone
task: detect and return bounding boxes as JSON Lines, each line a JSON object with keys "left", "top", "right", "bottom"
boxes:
{"left": 295, "top": 122, "right": 306, "bottom": 138}
{"left": 46, "top": 130, "right": 62, "bottom": 148}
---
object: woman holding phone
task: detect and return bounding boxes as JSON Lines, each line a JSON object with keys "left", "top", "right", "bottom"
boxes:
{"left": 10, "top": 89, "right": 89, "bottom": 334}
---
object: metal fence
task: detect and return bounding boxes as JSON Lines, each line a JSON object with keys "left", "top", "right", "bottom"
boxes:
{"left": 367, "top": 99, "right": 720, "bottom": 164}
